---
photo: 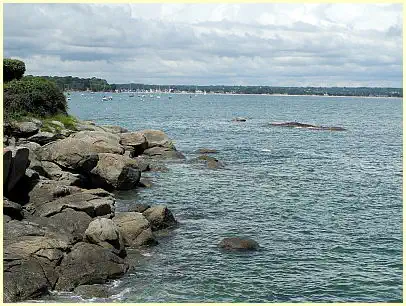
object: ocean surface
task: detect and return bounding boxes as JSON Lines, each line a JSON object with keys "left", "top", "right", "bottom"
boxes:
{"left": 45, "top": 92, "right": 402, "bottom": 302}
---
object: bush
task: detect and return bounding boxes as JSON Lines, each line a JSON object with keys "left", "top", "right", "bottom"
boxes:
{"left": 4, "top": 76, "right": 67, "bottom": 120}
{"left": 4, "top": 58, "right": 26, "bottom": 82}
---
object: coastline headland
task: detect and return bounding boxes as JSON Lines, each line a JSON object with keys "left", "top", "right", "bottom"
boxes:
{"left": 3, "top": 118, "right": 183, "bottom": 302}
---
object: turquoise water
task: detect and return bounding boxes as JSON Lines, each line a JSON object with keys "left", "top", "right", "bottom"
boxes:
{"left": 62, "top": 93, "right": 402, "bottom": 302}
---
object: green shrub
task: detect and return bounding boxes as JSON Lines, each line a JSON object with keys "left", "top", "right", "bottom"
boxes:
{"left": 4, "top": 76, "right": 67, "bottom": 120}
{"left": 4, "top": 58, "right": 26, "bottom": 82}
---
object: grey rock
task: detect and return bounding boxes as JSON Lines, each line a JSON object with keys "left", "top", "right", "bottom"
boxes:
{"left": 193, "top": 155, "right": 225, "bottom": 169}
{"left": 3, "top": 198, "right": 23, "bottom": 220}
{"left": 139, "top": 129, "right": 173, "bottom": 149}
{"left": 142, "top": 206, "right": 178, "bottom": 231}
{"left": 85, "top": 218, "right": 125, "bottom": 257}
{"left": 90, "top": 153, "right": 141, "bottom": 190}
{"left": 129, "top": 204, "right": 151, "bottom": 213}
{"left": 6, "top": 146, "right": 30, "bottom": 193}
{"left": 10, "top": 121, "right": 40, "bottom": 137}
{"left": 112, "top": 212, "right": 157, "bottom": 247}
{"left": 73, "top": 284, "right": 110, "bottom": 299}
{"left": 101, "top": 125, "right": 128, "bottom": 134}
{"left": 26, "top": 187, "right": 116, "bottom": 218}
{"left": 28, "top": 131, "right": 61, "bottom": 145}
{"left": 55, "top": 242, "right": 129, "bottom": 291}
{"left": 120, "top": 132, "right": 148, "bottom": 156}
{"left": 218, "top": 237, "right": 259, "bottom": 251}
{"left": 196, "top": 148, "right": 218, "bottom": 154}
{"left": 143, "top": 147, "right": 185, "bottom": 159}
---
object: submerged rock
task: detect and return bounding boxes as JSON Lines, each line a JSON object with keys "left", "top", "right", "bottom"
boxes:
{"left": 192, "top": 155, "right": 225, "bottom": 169}
{"left": 269, "top": 121, "right": 346, "bottom": 131}
{"left": 196, "top": 148, "right": 218, "bottom": 154}
{"left": 218, "top": 237, "right": 259, "bottom": 251}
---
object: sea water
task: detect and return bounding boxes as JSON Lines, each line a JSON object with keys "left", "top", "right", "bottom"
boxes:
{"left": 49, "top": 92, "right": 402, "bottom": 302}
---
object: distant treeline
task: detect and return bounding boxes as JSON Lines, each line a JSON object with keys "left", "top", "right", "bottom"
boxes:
{"left": 36, "top": 75, "right": 403, "bottom": 97}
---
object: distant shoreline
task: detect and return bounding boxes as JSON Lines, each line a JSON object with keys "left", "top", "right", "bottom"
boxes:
{"left": 71, "top": 91, "right": 402, "bottom": 99}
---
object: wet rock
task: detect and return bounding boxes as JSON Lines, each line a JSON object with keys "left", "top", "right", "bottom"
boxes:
{"left": 90, "top": 153, "right": 141, "bottom": 190}
{"left": 143, "top": 147, "right": 185, "bottom": 160}
{"left": 112, "top": 212, "right": 157, "bottom": 247}
{"left": 129, "top": 204, "right": 151, "bottom": 213}
{"left": 142, "top": 206, "right": 178, "bottom": 231}
{"left": 218, "top": 237, "right": 259, "bottom": 251}
{"left": 269, "top": 121, "right": 346, "bottom": 131}
{"left": 73, "top": 284, "right": 110, "bottom": 299}
{"left": 55, "top": 242, "right": 129, "bottom": 291}
{"left": 193, "top": 155, "right": 225, "bottom": 169}
{"left": 196, "top": 148, "right": 218, "bottom": 154}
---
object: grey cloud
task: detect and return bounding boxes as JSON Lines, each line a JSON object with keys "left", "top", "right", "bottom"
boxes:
{"left": 3, "top": 3, "right": 402, "bottom": 87}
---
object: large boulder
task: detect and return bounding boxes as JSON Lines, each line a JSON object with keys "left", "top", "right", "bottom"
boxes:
{"left": 5, "top": 146, "right": 30, "bottom": 193}
{"left": 25, "top": 187, "right": 116, "bottom": 218}
{"left": 3, "top": 220, "right": 72, "bottom": 302}
{"left": 85, "top": 218, "right": 126, "bottom": 257}
{"left": 26, "top": 179, "right": 82, "bottom": 206}
{"left": 70, "top": 130, "right": 124, "bottom": 154}
{"left": 90, "top": 153, "right": 141, "bottom": 190}
{"left": 112, "top": 212, "right": 157, "bottom": 247}
{"left": 55, "top": 242, "right": 129, "bottom": 291}
{"left": 27, "top": 208, "right": 93, "bottom": 244}
{"left": 120, "top": 132, "right": 148, "bottom": 157}
{"left": 218, "top": 237, "right": 259, "bottom": 251}
{"left": 139, "top": 129, "right": 173, "bottom": 149}
{"left": 142, "top": 206, "right": 178, "bottom": 231}
{"left": 10, "top": 121, "right": 40, "bottom": 137}
{"left": 37, "top": 138, "right": 100, "bottom": 173}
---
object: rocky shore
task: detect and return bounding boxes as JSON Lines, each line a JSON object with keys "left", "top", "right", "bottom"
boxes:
{"left": 3, "top": 118, "right": 182, "bottom": 302}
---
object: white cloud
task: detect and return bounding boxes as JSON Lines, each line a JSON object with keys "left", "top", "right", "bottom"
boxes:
{"left": 3, "top": 3, "right": 403, "bottom": 87}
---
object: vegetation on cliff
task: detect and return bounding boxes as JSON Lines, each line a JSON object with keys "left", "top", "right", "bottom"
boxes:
{"left": 3, "top": 59, "right": 68, "bottom": 120}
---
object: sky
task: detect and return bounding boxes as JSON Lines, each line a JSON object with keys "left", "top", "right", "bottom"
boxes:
{"left": 3, "top": 3, "right": 403, "bottom": 87}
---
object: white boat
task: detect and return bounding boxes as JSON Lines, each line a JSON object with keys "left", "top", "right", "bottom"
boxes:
{"left": 102, "top": 96, "right": 108, "bottom": 101}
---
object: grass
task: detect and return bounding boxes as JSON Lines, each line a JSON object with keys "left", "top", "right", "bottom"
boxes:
{"left": 5, "top": 112, "right": 78, "bottom": 133}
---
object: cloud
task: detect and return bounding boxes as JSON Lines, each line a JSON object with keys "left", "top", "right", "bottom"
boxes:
{"left": 3, "top": 3, "right": 403, "bottom": 87}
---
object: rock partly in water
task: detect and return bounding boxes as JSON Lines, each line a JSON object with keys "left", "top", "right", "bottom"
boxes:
{"left": 218, "top": 237, "right": 259, "bottom": 251}
{"left": 142, "top": 205, "right": 178, "bottom": 231}
{"left": 129, "top": 203, "right": 151, "bottom": 213}
{"left": 139, "top": 129, "right": 173, "bottom": 149}
{"left": 90, "top": 153, "right": 141, "bottom": 190}
{"left": 73, "top": 284, "right": 110, "bottom": 299}
{"left": 143, "top": 147, "right": 185, "bottom": 160}
{"left": 232, "top": 117, "right": 247, "bottom": 122}
{"left": 196, "top": 148, "right": 218, "bottom": 154}
{"left": 193, "top": 155, "right": 225, "bottom": 169}
{"left": 55, "top": 242, "right": 129, "bottom": 291}
{"left": 112, "top": 212, "right": 157, "bottom": 247}
{"left": 269, "top": 121, "right": 346, "bottom": 131}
